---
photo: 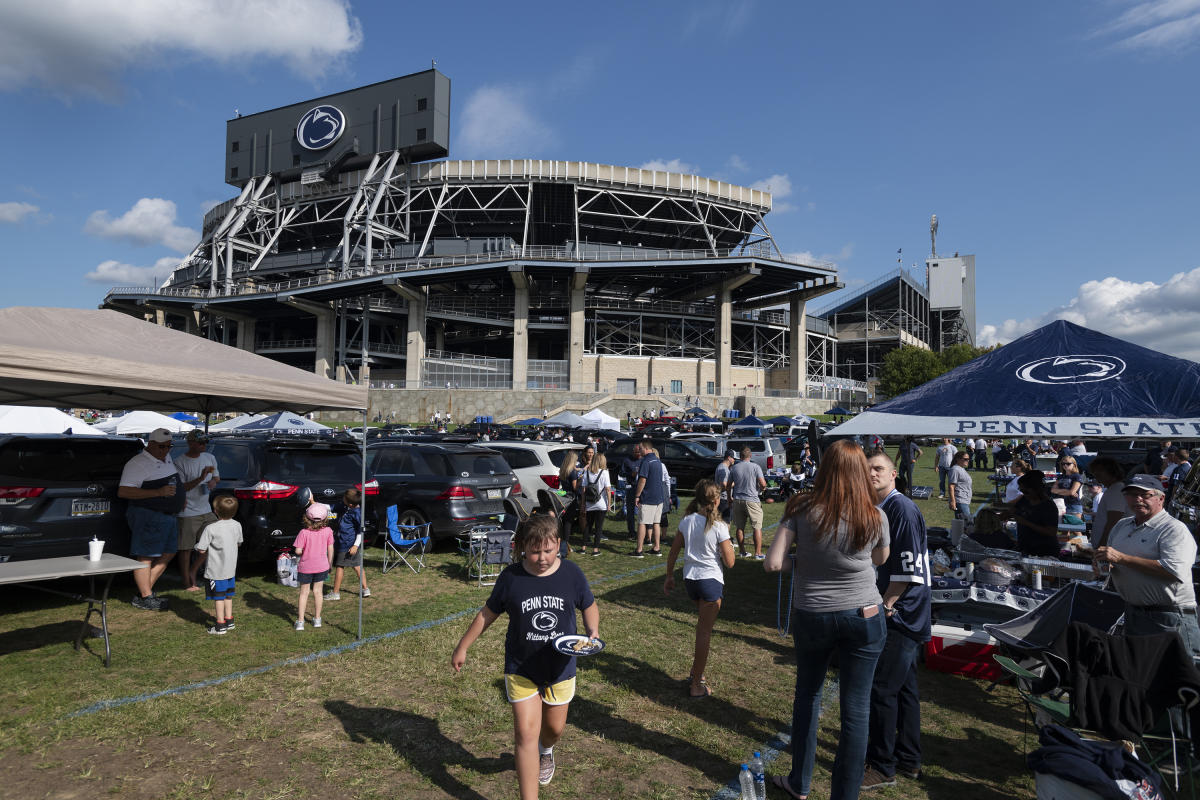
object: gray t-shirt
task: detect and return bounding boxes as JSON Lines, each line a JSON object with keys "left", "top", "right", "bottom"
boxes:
{"left": 714, "top": 462, "right": 731, "bottom": 500}
{"left": 780, "top": 511, "right": 890, "bottom": 612}
{"left": 729, "top": 460, "right": 764, "bottom": 501}
{"left": 195, "top": 519, "right": 243, "bottom": 581}
{"left": 948, "top": 465, "right": 973, "bottom": 507}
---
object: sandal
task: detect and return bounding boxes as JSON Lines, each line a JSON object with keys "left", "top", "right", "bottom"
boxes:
{"left": 770, "top": 775, "right": 807, "bottom": 800}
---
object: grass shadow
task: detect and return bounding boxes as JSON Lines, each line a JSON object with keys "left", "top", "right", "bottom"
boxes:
{"left": 0, "top": 620, "right": 88, "bottom": 657}
{"left": 241, "top": 590, "right": 298, "bottom": 624}
{"left": 324, "top": 699, "right": 509, "bottom": 800}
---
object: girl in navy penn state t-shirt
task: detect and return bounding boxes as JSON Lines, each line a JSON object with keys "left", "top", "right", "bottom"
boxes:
{"left": 451, "top": 516, "right": 599, "bottom": 796}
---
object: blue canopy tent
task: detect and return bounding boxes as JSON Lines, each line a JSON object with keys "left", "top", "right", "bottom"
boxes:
{"left": 827, "top": 320, "right": 1200, "bottom": 438}
{"left": 729, "top": 415, "right": 767, "bottom": 428}
{"left": 515, "top": 417, "right": 544, "bottom": 426}
{"left": 235, "top": 410, "right": 332, "bottom": 434}
{"left": 826, "top": 406, "right": 853, "bottom": 416}
{"left": 684, "top": 406, "right": 709, "bottom": 415}
{"left": 169, "top": 411, "right": 202, "bottom": 424}
{"left": 688, "top": 414, "right": 721, "bottom": 423}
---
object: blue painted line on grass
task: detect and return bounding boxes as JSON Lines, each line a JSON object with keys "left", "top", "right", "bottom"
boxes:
{"left": 68, "top": 562, "right": 663, "bottom": 718}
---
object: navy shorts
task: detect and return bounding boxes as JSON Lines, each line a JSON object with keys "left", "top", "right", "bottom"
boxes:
{"left": 298, "top": 570, "right": 329, "bottom": 586}
{"left": 206, "top": 577, "right": 236, "bottom": 600}
{"left": 127, "top": 505, "right": 178, "bottom": 558}
{"left": 685, "top": 577, "right": 724, "bottom": 603}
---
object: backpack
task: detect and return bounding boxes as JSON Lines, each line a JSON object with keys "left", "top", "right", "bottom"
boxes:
{"left": 583, "top": 471, "right": 602, "bottom": 504}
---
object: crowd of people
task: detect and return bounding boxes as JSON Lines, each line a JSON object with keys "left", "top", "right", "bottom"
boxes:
{"left": 114, "top": 422, "right": 1197, "bottom": 799}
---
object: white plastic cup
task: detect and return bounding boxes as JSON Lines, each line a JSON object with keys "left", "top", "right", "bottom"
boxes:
{"left": 88, "top": 539, "right": 105, "bottom": 561}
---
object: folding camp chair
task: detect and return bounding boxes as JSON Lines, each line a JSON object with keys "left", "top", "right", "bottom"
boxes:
{"left": 381, "top": 505, "right": 431, "bottom": 574}
{"left": 475, "top": 528, "right": 513, "bottom": 587}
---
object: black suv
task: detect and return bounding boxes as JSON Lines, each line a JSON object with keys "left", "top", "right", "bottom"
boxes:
{"left": 0, "top": 434, "right": 143, "bottom": 561}
{"left": 604, "top": 437, "right": 723, "bottom": 492}
{"left": 367, "top": 441, "right": 520, "bottom": 542}
{"left": 176, "top": 434, "right": 377, "bottom": 561}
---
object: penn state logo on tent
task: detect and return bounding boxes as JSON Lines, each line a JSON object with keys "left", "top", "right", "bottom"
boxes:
{"left": 296, "top": 105, "right": 346, "bottom": 151}
{"left": 1015, "top": 355, "right": 1126, "bottom": 385}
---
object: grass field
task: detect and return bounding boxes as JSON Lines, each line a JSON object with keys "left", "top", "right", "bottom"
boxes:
{"left": 0, "top": 450, "right": 1032, "bottom": 799}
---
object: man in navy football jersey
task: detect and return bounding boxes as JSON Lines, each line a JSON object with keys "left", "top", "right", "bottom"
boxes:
{"left": 863, "top": 452, "right": 932, "bottom": 790}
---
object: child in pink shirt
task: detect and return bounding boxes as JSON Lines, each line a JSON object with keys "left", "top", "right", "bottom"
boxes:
{"left": 293, "top": 503, "right": 334, "bottom": 631}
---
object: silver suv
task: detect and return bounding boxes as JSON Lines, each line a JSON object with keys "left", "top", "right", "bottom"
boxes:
{"left": 725, "top": 436, "right": 786, "bottom": 473}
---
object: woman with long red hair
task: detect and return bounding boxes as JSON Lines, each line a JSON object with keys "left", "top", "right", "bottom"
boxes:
{"left": 764, "top": 439, "right": 891, "bottom": 800}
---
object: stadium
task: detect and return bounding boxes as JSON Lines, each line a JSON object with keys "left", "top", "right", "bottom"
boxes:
{"left": 101, "top": 69, "right": 967, "bottom": 421}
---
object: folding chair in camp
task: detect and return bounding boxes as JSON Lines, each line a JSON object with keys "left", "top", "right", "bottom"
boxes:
{"left": 381, "top": 505, "right": 432, "bottom": 574}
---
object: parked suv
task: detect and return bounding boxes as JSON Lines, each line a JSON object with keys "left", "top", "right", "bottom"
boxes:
{"left": 725, "top": 436, "right": 786, "bottom": 472}
{"left": 178, "top": 434, "right": 377, "bottom": 561}
{"left": 368, "top": 441, "right": 520, "bottom": 542}
{"left": 482, "top": 441, "right": 583, "bottom": 503}
{"left": 604, "top": 437, "right": 723, "bottom": 491}
{"left": 0, "top": 434, "right": 143, "bottom": 561}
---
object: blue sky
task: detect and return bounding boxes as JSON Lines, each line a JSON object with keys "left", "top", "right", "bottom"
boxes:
{"left": 2, "top": 1, "right": 1199, "bottom": 359}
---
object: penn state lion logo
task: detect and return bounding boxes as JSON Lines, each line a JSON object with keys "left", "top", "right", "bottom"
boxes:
{"left": 296, "top": 105, "right": 346, "bottom": 151}
{"left": 1015, "top": 355, "right": 1126, "bottom": 385}
{"left": 531, "top": 611, "right": 558, "bottom": 631}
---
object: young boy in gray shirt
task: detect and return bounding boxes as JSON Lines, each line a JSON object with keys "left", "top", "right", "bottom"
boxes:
{"left": 195, "top": 495, "right": 243, "bottom": 635}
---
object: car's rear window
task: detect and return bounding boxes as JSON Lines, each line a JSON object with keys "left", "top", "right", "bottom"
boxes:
{"left": 548, "top": 448, "right": 580, "bottom": 467}
{"left": 448, "top": 453, "right": 510, "bottom": 475}
{"left": 492, "top": 447, "right": 540, "bottom": 469}
{"left": 680, "top": 441, "right": 718, "bottom": 457}
{"left": 0, "top": 438, "right": 141, "bottom": 482}
{"left": 266, "top": 449, "right": 363, "bottom": 483}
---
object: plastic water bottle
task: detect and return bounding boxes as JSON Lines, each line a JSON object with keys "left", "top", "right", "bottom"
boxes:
{"left": 738, "top": 765, "right": 755, "bottom": 800}
{"left": 749, "top": 752, "right": 766, "bottom": 800}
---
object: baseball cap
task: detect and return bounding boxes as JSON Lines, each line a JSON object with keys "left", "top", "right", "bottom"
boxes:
{"left": 1122, "top": 474, "right": 1165, "bottom": 495}
{"left": 186, "top": 429, "right": 210, "bottom": 443}
{"left": 148, "top": 428, "right": 173, "bottom": 443}
{"left": 305, "top": 502, "right": 330, "bottom": 521}
{"left": 725, "top": 450, "right": 738, "bottom": 460}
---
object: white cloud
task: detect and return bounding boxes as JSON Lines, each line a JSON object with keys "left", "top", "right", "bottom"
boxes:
{"left": 726, "top": 154, "right": 749, "bottom": 172}
{"left": 86, "top": 256, "right": 181, "bottom": 284}
{"left": 1092, "top": 0, "right": 1200, "bottom": 52}
{"left": 751, "top": 173, "right": 794, "bottom": 212}
{"left": 979, "top": 266, "right": 1200, "bottom": 360}
{"left": 84, "top": 198, "right": 198, "bottom": 252}
{"left": 639, "top": 158, "right": 701, "bottom": 175}
{"left": 0, "top": 0, "right": 362, "bottom": 99}
{"left": 0, "top": 201, "right": 38, "bottom": 223}
{"left": 455, "top": 86, "right": 554, "bottom": 157}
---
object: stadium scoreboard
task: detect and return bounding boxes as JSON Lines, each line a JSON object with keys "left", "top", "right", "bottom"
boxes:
{"left": 224, "top": 69, "right": 450, "bottom": 187}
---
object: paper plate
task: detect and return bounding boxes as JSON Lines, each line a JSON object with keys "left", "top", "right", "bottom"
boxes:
{"left": 553, "top": 635, "right": 605, "bottom": 656}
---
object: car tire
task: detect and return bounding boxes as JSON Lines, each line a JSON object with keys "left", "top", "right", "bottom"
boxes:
{"left": 396, "top": 508, "right": 429, "bottom": 529}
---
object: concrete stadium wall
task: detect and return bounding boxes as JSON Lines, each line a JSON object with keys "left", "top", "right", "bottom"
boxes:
{"left": 320, "top": 388, "right": 830, "bottom": 425}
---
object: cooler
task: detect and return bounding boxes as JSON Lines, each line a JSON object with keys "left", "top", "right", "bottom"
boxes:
{"left": 924, "top": 623, "right": 1000, "bottom": 680}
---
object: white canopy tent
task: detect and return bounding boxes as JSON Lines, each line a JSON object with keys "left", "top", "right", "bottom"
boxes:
{"left": 211, "top": 413, "right": 267, "bottom": 430}
{"left": 580, "top": 409, "right": 620, "bottom": 431}
{"left": 539, "top": 411, "right": 591, "bottom": 428}
{"left": 0, "top": 405, "right": 103, "bottom": 435}
{"left": 93, "top": 410, "right": 195, "bottom": 436}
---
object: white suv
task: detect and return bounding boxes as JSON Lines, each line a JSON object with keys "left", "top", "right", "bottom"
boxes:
{"left": 725, "top": 436, "right": 786, "bottom": 473}
{"left": 479, "top": 441, "right": 584, "bottom": 502}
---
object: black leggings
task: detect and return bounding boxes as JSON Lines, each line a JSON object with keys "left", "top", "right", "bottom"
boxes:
{"left": 586, "top": 509, "right": 606, "bottom": 549}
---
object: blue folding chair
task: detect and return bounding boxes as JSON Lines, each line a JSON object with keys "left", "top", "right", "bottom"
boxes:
{"left": 382, "top": 505, "right": 431, "bottom": 574}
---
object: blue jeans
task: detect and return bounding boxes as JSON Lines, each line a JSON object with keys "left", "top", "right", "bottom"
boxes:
{"left": 1125, "top": 606, "right": 1200, "bottom": 658}
{"left": 937, "top": 466, "right": 948, "bottom": 495}
{"left": 785, "top": 604, "right": 887, "bottom": 800}
{"left": 867, "top": 629, "right": 923, "bottom": 777}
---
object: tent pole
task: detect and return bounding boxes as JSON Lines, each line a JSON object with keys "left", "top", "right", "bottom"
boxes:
{"left": 358, "top": 404, "right": 366, "bottom": 641}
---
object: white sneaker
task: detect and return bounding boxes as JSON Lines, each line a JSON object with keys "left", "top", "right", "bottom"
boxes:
{"left": 294, "top": 620, "right": 304, "bottom": 631}
{"left": 327, "top": 592, "right": 340, "bottom": 601}
{"left": 313, "top": 617, "right": 322, "bottom": 628}
{"left": 361, "top": 588, "right": 371, "bottom": 597}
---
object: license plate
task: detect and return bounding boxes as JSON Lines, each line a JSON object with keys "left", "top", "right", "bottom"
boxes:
{"left": 71, "top": 499, "right": 110, "bottom": 517}
{"left": 486, "top": 489, "right": 502, "bottom": 500}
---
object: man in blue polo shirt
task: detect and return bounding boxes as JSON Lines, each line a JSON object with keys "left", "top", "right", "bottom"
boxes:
{"left": 632, "top": 441, "right": 666, "bottom": 557}
{"left": 863, "top": 452, "right": 932, "bottom": 790}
